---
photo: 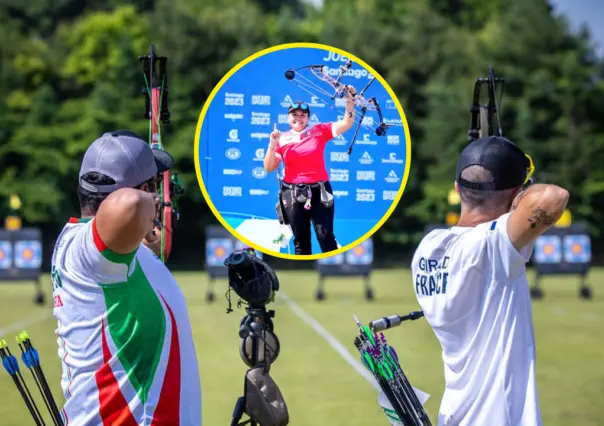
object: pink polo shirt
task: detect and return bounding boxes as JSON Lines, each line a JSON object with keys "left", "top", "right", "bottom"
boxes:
{"left": 275, "top": 122, "right": 338, "bottom": 184}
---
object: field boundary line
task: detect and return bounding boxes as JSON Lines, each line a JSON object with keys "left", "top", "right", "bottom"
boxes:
{"left": 0, "top": 311, "right": 53, "bottom": 338}
{"left": 278, "top": 291, "right": 381, "bottom": 391}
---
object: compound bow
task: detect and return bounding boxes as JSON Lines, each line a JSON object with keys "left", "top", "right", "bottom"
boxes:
{"left": 284, "top": 60, "right": 401, "bottom": 155}
{"left": 468, "top": 66, "right": 535, "bottom": 185}
{"left": 468, "top": 66, "right": 505, "bottom": 142}
{"left": 139, "top": 44, "right": 184, "bottom": 263}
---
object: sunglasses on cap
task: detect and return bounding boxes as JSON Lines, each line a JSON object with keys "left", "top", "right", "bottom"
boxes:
{"left": 508, "top": 142, "right": 535, "bottom": 186}
{"left": 289, "top": 102, "right": 309, "bottom": 111}
{"left": 523, "top": 153, "right": 535, "bottom": 186}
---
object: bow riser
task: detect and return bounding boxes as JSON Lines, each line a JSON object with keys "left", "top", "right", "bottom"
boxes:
{"left": 468, "top": 67, "right": 505, "bottom": 142}
{"left": 139, "top": 44, "right": 181, "bottom": 263}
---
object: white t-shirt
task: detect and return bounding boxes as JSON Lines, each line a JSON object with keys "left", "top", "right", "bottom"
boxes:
{"left": 411, "top": 212, "right": 541, "bottom": 426}
{"left": 50, "top": 217, "right": 202, "bottom": 425}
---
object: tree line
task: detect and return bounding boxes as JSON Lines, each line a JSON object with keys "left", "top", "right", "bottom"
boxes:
{"left": 1, "top": 0, "right": 603, "bottom": 269}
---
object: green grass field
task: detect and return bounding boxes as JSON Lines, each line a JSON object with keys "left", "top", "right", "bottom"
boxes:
{"left": 0, "top": 268, "right": 603, "bottom": 426}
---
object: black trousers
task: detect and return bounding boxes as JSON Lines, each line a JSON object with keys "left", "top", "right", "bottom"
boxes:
{"left": 280, "top": 181, "right": 338, "bottom": 255}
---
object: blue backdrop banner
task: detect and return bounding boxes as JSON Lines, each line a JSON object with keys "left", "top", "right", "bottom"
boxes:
{"left": 198, "top": 46, "right": 409, "bottom": 255}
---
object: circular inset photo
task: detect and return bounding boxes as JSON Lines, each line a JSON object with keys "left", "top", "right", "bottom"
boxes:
{"left": 195, "top": 43, "right": 411, "bottom": 260}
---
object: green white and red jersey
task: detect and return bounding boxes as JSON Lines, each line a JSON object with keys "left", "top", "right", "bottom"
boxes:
{"left": 50, "top": 217, "right": 202, "bottom": 425}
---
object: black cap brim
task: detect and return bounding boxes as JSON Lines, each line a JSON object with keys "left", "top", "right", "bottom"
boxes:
{"left": 152, "top": 149, "right": 174, "bottom": 173}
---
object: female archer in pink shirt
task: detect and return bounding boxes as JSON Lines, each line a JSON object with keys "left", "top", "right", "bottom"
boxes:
{"left": 263, "top": 86, "right": 357, "bottom": 255}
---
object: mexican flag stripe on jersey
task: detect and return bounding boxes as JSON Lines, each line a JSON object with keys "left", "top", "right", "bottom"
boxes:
{"left": 70, "top": 217, "right": 183, "bottom": 423}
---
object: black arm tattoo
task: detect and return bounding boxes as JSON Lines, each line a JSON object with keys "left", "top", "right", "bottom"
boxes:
{"left": 528, "top": 207, "right": 556, "bottom": 228}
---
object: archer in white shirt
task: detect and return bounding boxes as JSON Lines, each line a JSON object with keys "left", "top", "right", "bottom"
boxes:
{"left": 411, "top": 136, "right": 569, "bottom": 426}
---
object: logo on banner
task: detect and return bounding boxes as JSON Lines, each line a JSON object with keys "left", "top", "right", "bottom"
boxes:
{"left": 385, "top": 170, "right": 400, "bottom": 183}
{"left": 356, "top": 170, "right": 375, "bottom": 181}
{"left": 345, "top": 240, "right": 373, "bottom": 265}
{"left": 309, "top": 114, "right": 320, "bottom": 124}
{"left": 250, "top": 189, "right": 269, "bottom": 196}
{"left": 251, "top": 132, "right": 270, "bottom": 140}
{"left": 226, "top": 147, "right": 241, "bottom": 160}
{"left": 356, "top": 189, "right": 375, "bottom": 202}
{"left": 251, "top": 112, "right": 270, "bottom": 125}
{"left": 309, "top": 96, "right": 324, "bottom": 107}
{"left": 224, "top": 92, "right": 244, "bottom": 106}
{"left": 206, "top": 238, "right": 234, "bottom": 267}
{"left": 252, "top": 167, "right": 267, "bottom": 179}
{"left": 223, "top": 186, "right": 242, "bottom": 197}
{"left": 357, "top": 134, "right": 377, "bottom": 145}
{"left": 14, "top": 241, "right": 42, "bottom": 269}
{"left": 330, "top": 152, "right": 349, "bottom": 163}
{"left": 280, "top": 95, "right": 294, "bottom": 107}
{"left": 333, "top": 190, "right": 349, "bottom": 198}
{"left": 0, "top": 241, "right": 12, "bottom": 269}
{"left": 330, "top": 169, "right": 349, "bottom": 182}
{"left": 227, "top": 129, "right": 240, "bottom": 142}
{"left": 335, "top": 98, "right": 347, "bottom": 108}
{"left": 359, "top": 152, "right": 373, "bottom": 165}
{"left": 382, "top": 153, "right": 404, "bottom": 164}
{"left": 254, "top": 148, "right": 265, "bottom": 161}
{"left": 252, "top": 95, "right": 271, "bottom": 105}
{"left": 278, "top": 114, "right": 289, "bottom": 124}
{"left": 563, "top": 235, "right": 591, "bottom": 263}
{"left": 383, "top": 190, "right": 397, "bottom": 201}
{"left": 361, "top": 116, "right": 374, "bottom": 127}
{"left": 224, "top": 113, "right": 243, "bottom": 121}
{"left": 534, "top": 235, "right": 562, "bottom": 263}
{"left": 387, "top": 135, "right": 400, "bottom": 145}
{"left": 223, "top": 169, "right": 243, "bottom": 176}
{"left": 386, "top": 99, "right": 397, "bottom": 110}
{"left": 384, "top": 117, "right": 402, "bottom": 125}
{"left": 332, "top": 134, "right": 347, "bottom": 146}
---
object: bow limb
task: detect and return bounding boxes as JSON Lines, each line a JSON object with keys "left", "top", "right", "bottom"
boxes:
{"left": 139, "top": 43, "right": 176, "bottom": 263}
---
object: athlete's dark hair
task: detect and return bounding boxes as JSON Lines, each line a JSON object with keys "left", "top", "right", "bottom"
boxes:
{"left": 78, "top": 172, "right": 157, "bottom": 216}
{"left": 458, "top": 165, "right": 519, "bottom": 211}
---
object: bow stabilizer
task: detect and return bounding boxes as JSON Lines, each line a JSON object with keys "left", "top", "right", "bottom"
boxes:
{"left": 139, "top": 44, "right": 184, "bottom": 263}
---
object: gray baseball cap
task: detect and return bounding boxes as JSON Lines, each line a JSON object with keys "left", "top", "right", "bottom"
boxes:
{"left": 79, "top": 130, "right": 173, "bottom": 193}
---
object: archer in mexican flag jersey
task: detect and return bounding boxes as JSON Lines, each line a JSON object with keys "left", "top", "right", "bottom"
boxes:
{"left": 51, "top": 217, "right": 201, "bottom": 425}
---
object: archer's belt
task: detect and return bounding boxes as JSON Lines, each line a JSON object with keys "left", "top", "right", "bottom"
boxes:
{"left": 280, "top": 181, "right": 334, "bottom": 210}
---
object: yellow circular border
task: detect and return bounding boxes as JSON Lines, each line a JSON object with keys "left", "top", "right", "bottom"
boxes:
{"left": 194, "top": 42, "right": 412, "bottom": 260}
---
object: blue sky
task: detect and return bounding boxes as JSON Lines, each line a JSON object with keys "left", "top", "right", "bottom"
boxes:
{"left": 549, "top": 0, "right": 604, "bottom": 55}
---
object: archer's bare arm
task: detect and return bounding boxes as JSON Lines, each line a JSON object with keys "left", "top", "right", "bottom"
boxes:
{"left": 95, "top": 188, "right": 159, "bottom": 254}
{"left": 333, "top": 86, "right": 356, "bottom": 136}
{"left": 507, "top": 183, "right": 570, "bottom": 250}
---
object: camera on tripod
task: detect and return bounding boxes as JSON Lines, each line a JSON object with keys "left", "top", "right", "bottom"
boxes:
{"left": 224, "top": 248, "right": 289, "bottom": 426}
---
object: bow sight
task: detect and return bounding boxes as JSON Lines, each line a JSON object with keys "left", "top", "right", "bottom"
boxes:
{"left": 224, "top": 249, "right": 289, "bottom": 426}
{"left": 284, "top": 60, "right": 398, "bottom": 155}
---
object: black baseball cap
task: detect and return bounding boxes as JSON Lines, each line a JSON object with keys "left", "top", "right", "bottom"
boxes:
{"left": 456, "top": 136, "right": 534, "bottom": 191}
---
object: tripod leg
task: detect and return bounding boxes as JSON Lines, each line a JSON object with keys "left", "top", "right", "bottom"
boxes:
{"left": 579, "top": 272, "right": 592, "bottom": 300}
{"left": 316, "top": 275, "right": 325, "bottom": 301}
{"left": 206, "top": 276, "right": 215, "bottom": 302}
{"left": 33, "top": 277, "right": 45, "bottom": 305}
{"left": 364, "top": 275, "right": 374, "bottom": 301}
{"left": 530, "top": 271, "right": 544, "bottom": 300}
{"left": 230, "top": 396, "right": 246, "bottom": 426}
